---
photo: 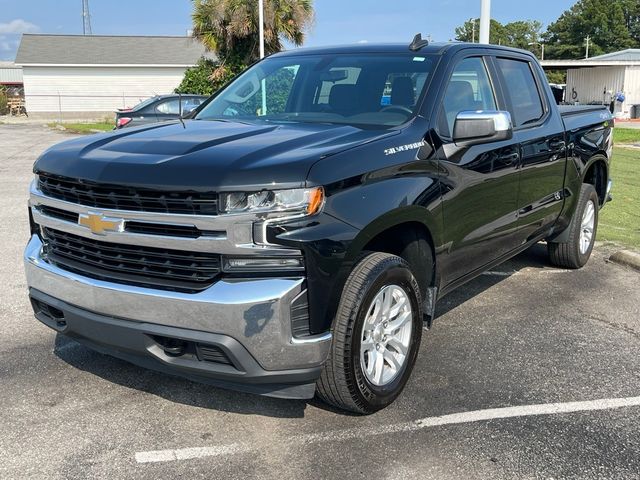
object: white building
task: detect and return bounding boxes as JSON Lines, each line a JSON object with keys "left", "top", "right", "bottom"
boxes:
{"left": 15, "top": 34, "right": 215, "bottom": 119}
{"left": 542, "top": 49, "right": 640, "bottom": 119}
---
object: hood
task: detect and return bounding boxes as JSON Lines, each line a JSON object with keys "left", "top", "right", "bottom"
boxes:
{"left": 34, "top": 120, "right": 398, "bottom": 191}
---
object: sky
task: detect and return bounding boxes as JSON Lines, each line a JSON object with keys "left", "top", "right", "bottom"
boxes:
{"left": 1, "top": 0, "right": 578, "bottom": 61}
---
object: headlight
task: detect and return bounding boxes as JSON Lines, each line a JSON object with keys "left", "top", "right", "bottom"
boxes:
{"left": 220, "top": 187, "right": 324, "bottom": 216}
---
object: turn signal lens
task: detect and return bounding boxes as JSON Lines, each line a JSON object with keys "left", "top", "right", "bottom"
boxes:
{"left": 306, "top": 187, "right": 324, "bottom": 215}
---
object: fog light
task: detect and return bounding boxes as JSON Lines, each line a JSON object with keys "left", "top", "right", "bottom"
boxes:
{"left": 222, "top": 256, "right": 304, "bottom": 272}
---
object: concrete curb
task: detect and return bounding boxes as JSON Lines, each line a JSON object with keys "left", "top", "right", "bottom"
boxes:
{"left": 609, "top": 250, "right": 640, "bottom": 272}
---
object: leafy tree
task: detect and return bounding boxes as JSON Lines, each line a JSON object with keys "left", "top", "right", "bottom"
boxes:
{"left": 188, "top": 0, "right": 313, "bottom": 89}
{"left": 175, "top": 58, "right": 221, "bottom": 95}
{"left": 545, "top": 70, "right": 567, "bottom": 84}
{"left": 455, "top": 18, "right": 543, "bottom": 55}
{"left": 455, "top": 18, "right": 507, "bottom": 45}
{"left": 505, "top": 20, "right": 544, "bottom": 50}
{"left": 543, "top": 0, "right": 638, "bottom": 59}
{"left": 619, "top": 0, "right": 640, "bottom": 44}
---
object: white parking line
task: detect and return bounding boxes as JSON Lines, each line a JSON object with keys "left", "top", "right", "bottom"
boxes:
{"left": 135, "top": 395, "right": 640, "bottom": 464}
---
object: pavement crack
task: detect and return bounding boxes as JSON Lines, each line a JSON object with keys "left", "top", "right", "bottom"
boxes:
{"left": 582, "top": 312, "right": 640, "bottom": 342}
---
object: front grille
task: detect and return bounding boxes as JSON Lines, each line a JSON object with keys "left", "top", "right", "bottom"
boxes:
{"left": 124, "top": 221, "right": 205, "bottom": 239}
{"left": 39, "top": 205, "right": 79, "bottom": 223}
{"left": 42, "top": 228, "right": 221, "bottom": 292}
{"left": 36, "top": 205, "right": 214, "bottom": 239}
{"left": 38, "top": 173, "right": 219, "bottom": 215}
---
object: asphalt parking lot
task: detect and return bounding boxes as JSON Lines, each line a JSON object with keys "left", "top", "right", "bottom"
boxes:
{"left": 1, "top": 124, "right": 639, "bottom": 479}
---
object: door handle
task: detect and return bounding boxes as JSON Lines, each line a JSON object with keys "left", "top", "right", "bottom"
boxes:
{"left": 549, "top": 140, "right": 566, "bottom": 150}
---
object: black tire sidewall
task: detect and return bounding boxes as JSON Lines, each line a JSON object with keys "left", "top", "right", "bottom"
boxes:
{"left": 573, "top": 186, "right": 599, "bottom": 266}
{"left": 349, "top": 261, "right": 422, "bottom": 411}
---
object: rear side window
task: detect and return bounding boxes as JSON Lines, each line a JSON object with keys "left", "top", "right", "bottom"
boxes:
{"left": 496, "top": 58, "right": 544, "bottom": 127}
{"left": 156, "top": 99, "right": 180, "bottom": 115}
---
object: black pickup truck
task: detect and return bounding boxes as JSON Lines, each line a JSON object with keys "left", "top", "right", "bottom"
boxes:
{"left": 26, "top": 39, "right": 613, "bottom": 414}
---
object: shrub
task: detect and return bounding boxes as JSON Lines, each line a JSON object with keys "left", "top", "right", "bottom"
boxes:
{"left": 0, "top": 87, "right": 8, "bottom": 115}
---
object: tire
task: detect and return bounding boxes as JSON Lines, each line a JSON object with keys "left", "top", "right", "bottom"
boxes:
{"left": 548, "top": 183, "right": 599, "bottom": 269}
{"left": 316, "top": 252, "right": 423, "bottom": 414}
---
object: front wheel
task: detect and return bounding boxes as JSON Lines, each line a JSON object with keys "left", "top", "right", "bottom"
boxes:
{"left": 548, "top": 183, "right": 599, "bottom": 269}
{"left": 316, "top": 252, "right": 423, "bottom": 414}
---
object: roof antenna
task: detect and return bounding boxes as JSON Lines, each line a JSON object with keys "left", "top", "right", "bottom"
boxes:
{"left": 409, "top": 33, "right": 429, "bottom": 51}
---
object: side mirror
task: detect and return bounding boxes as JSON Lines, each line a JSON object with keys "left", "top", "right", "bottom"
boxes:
{"left": 453, "top": 110, "right": 513, "bottom": 146}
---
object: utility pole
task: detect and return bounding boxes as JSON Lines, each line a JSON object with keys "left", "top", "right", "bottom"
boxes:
{"left": 258, "top": 0, "right": 266, "bottom": 116}
{"left": 479, "top": 0, "right": 491, "bottom": 44}
{"left": 528, "top": 42, "right": 545, "bottom": 61}
{"left": 82, "top": 0, "right": 92, "bottom": 35}
{"left": 585, "top": 35, "right": 590, "bottom": 59}
{"left": 258, "top": 0, "right": 265, "bottom": 59}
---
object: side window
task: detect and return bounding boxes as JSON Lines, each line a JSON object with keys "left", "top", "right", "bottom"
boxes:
{"left": 439, "top": 57, "right": 496, "bottom": 137}
{"left": 156, "top": 99, "right": 180, "bottom": 115}
{"left": 495, "top": 58, "right": 544, "bottom": 127}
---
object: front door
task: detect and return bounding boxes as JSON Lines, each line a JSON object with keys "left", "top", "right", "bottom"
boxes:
{"left": 433, "top": 55, "right": 522, "bottom": 285}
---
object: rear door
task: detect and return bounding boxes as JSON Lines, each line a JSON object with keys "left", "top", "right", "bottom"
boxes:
{"left": 433, "top": 53, "right": 522, "bottom": 285}
{"left": 492, "top": 55, "right": 567, "bottom": 242}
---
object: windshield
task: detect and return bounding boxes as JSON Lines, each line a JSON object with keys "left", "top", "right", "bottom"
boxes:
{"left": 195, "top": 53, "right": 436, "bottom": 127}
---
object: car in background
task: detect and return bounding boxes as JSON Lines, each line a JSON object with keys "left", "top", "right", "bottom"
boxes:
{"left": 114, "top": 94, "right": 208, "bottom": 129}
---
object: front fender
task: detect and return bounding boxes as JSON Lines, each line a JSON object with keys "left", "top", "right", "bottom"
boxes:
{"left": 270, "top": 171, "right": 443, "bottom": 333}
{"left": 345, "top": 204, "right": 442, "bottom": 262}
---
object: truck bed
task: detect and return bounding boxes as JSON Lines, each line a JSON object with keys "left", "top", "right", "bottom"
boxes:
{"left": 558, "top": 105, "right": 610, "bottom": 116}
{"left": 558, "top": 105, "right": 611, "bottom": 131}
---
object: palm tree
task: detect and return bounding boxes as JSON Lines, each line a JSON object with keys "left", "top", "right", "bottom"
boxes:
{"left": 191, "top": 0, "right": 314, "bottom": 65}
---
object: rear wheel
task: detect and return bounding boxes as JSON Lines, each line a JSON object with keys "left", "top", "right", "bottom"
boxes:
{"left": 548, "top": 183, "right": 599, "bottom": 269}
{"left": 316, "top": 252, "right": 423, "bottom": 414}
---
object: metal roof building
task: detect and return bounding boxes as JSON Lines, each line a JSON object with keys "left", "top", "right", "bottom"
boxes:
{"left": 541, "top": 50, "right": 640, "bottom": 119}
{"left": 15, "top": 34, "right": 215, "bottom": 119}
{"left": 0, "top": 61, "right": 23, "bottom": 86}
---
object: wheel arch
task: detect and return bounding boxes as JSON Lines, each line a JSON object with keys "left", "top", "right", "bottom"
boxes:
{"left": 582, "top": 154, "right": 609, "bottom": 206}
{"left": 345, "top": 207, "right": 440, "bottom": 298}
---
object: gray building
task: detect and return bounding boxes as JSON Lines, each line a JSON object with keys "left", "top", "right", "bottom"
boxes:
{"left": 542, "top": 49, "right": 640, "bottom": 119}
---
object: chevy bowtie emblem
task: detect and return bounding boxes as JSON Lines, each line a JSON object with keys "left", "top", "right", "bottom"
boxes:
{"left": 78, "top": 212, "right": 125, "bottom": 235}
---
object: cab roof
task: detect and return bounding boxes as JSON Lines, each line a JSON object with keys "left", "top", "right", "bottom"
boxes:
{"left": 270, "top": 42, "right": 535, "bottom": 59}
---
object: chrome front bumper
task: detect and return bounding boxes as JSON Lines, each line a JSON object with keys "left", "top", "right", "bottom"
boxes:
{"left": 24, "top": 235, "right": 331, "bottom": 374}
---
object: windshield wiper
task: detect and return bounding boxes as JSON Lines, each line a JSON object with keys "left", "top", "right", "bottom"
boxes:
{"left": 195, "top": 117, "right": 254, "bottom": 126}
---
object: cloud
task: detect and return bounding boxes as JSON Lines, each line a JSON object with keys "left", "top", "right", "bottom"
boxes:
{"left": 0, "top": 19, "right": 39, "bottom": 34}
{"left": 0, "top": 38, "right": 20, "bottom": 52}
